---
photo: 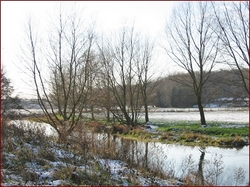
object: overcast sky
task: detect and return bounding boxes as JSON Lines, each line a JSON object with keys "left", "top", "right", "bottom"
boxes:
{"left": 1, "top": 1, "right": 177, "bottom": 98}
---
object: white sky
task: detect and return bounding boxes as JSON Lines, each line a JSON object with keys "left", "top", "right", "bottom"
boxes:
{"left": 1, "top": 1, "right": 177, "bottom": 98}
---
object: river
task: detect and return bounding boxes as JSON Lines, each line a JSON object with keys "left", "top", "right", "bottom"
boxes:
{"left": 93, "top": 133, "right": 249, "bottom": 186}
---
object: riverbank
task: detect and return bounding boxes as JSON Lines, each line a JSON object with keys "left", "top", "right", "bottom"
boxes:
{"left": 24, "top": 113, "right": 249, "bottom": 147}
{"left": 2, "top": 119, "right": 248, "bottom": 186}
{"left": 117, "top": 121, "right": 249, "bottom": 148}
{"left": 1, "top": 119, "right": 183, "bottom": 186}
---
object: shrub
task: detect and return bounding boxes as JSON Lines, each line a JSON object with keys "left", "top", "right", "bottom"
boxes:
{"left": 16, "top": 146, "right": 35, "bottom": 164}
{"left": 35, "top": 158, "right": 48, "bottom": 166}
{"left": 22, "top": 169, "right": 39, "bottom": 184}
{"left": 184, "top": 132, "right": 196, "bottom": 142}
{"left": 131, "top": 128, "right": 145, "bottom": 136}
{"left": 2, "top": 138, "right": 16, "bottom": 153}
{"left": 84, "top": 121, "right": 108, "bottom": 133}
{"left": 112, "top": 124, "right": 131, "bottom": 134}
{"left": 53, "top": 166, "right": 76, "bottom": 181}
{"left": 233, "top": 136, "right": 246, "bottom": 147}
{"left": 37, "top": 148, "right": 56, "bottom": 162}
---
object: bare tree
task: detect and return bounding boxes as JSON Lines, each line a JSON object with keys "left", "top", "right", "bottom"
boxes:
{"left": 164, "top": 2, "right": 220, "bottom": 126}
{"left": 107, "top": 26, "right": 142, "bottom": 126}
{"left": 23, "top": 6, "right": 96, "bottom": 141}
{"left": 85, "top": 51, "right": 99, "bottom": 120}
{"left": 136, "top": 38, "right": 156, "bottom": 123}
{"left": 82, "top": 35, "right": 100, "bottom": 121}
{"left": 97, "top": 37, "right": 114, "bottom": 122}
{"left": 98, "top": 26, "right": 156, "bottom": 126}
{"left": 212, "top": 1, "right": 249, "bottom": 101}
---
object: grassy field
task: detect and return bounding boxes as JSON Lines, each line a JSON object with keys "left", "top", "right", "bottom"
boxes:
{"left": 25, "top": 114, "right": 249, "bottom": 147}
{"left": 156, "top": 121, "right": 248, "bottom": 137}
{"left": 121, "top": 120, "right": 249, "bottom": 147}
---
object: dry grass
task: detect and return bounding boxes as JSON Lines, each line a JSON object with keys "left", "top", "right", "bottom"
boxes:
{"left": 112, "top": 124, "right": 132, "bottom": 134}
{"left": 2, "top": 118, "right": 247, "bottom": 186}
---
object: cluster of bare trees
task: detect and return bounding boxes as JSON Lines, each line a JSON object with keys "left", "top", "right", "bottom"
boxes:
{"left": 19, "top": 2, "right": 248, "bottom": 139}
{"left": 22, "top": 6, "right": 156, "bottom": 140}
{"left": 97, "top": 27, "right": 155, "bottom": 126}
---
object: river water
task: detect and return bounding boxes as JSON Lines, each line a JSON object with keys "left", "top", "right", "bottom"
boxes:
{"left": 94, "top": 133, "right": 249, "bottom": 186}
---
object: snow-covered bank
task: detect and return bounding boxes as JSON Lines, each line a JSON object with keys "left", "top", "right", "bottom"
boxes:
{"left": 8, "top": 107, "right": 249, "bottom": 115}
{"left": 2, "top": 121, "right": 182, "bottom": 186}
{"left": 2, "top": 119, "right": 248, "bottom": 186}
{"left": 6, "top": 107, "right": 249, "bottom": 124}
{"left": 148, "top": 110, "right": 249, "bottom": 123}
{"left": 149, "top": 107, "right": 249, "bottom": 112}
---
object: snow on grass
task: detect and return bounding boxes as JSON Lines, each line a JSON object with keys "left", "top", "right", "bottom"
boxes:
{"left": 98, "top": 159, "right": 176, "bottom": 186}
{"left": 148, "top": 110, "right": 249, "bottom": 123}
{"left": 2, "top": 120, "right": 181, "bottom": 186}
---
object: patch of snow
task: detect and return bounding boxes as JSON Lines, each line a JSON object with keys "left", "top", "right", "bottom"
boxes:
{"left": 98, "top": 159, "right": 179, "bottom": 186}
{"left": 39, "top": 171, "right": 53, "bottom": 179}
{"left": 49, "top": 161, "right": 67, "bottom": 168}
{"left": 55, "top": 149, "right": 75, "bottom": 159}
{"left": 50, "top": 180, "right": 66, "bottom": 186}
{"left": 148, "top": 110, "right": 249, "bottom": 123}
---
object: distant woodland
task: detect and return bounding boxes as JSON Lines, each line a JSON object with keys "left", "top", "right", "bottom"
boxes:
{"left": 152, "top": 69, "right": 248, "bottom": 108}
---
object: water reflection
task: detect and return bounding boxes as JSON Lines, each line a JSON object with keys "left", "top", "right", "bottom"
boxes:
{"left": 93, "top": 133, "right": 249, "bottom": 186}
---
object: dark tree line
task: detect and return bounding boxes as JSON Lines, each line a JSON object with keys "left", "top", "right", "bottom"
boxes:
{"left": 152, "top": 69, "right": 248, "bottom": 108}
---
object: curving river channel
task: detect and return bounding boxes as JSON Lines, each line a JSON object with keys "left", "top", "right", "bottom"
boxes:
{"left": 94, "top": 133, "right": 249, "bottom": 186}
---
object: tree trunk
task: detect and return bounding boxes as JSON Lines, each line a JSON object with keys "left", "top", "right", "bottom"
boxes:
{"left": 197, "top": 98, "right": 206, "bottom": 126}
{"left": 56, "top": 121, "right": 75, "bottom": 143}
{"left": 57, "top": 130, "right": 70, "bottom": 143}
{"left": 144, "top": 103, "right": 149, "bottom": 122}
{"left": 107, "top": 109, "right": 110, "bottom": 122}
{"left": 91, "top": 105, "right": 95, "bottom": 120}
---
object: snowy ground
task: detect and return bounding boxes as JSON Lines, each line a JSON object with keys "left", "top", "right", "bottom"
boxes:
{"left": 2, "top": 147, "right": 178, "bottom": 186}
{"left": 148, "top": 110, "right": 249, "bottom": 123}
{"left": 2, "top": 120, "right": 182, "bottom": 186}
{"left": 8, "top": 107, "right": 249, "bottom": 124}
